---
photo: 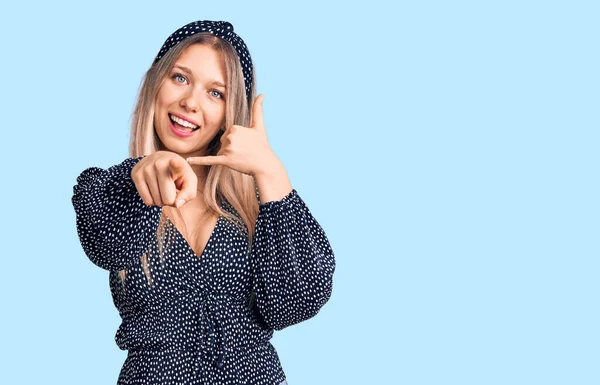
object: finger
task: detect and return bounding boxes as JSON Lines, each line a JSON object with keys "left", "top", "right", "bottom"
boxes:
{"left": 162, "top": 157, "right": 186, "bottom": 207}
{"left": 159, "top": 170, "right": 178, "bottom": 207}
{"left": 133, "top": 178, "right": 155, "bottom": 207}
{"left": 169, "top": 157, "right": 187, "bottom": 180}
{"left": 220, "top": 131, "right": 230, "bottom": 146}
{"left": 251, "top": 94, "right": 265, "bottom": 130}
{"left": 174, "top": 171, "right": 198, "bottom": 208}
{"left": 145, "top": 175, "right": 163, "bottom": 206}
{"left": 186, "top": 155, "right": 229, "bottom": 167}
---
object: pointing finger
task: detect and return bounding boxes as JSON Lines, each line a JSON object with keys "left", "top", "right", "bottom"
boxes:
{"left": 186, "top": 155, "right": 229, "bottom": 167}
{"left": 174, "top": 172, "right": 197, "bottom": 208}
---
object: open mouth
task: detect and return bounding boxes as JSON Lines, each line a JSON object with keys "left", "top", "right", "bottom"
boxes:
{"left": 169, "top": 114, "right": 200, "bottom": 132}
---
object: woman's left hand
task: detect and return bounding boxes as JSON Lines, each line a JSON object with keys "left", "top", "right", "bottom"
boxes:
{"left": 186, "top": 94, "right": 280, "bottom": 176}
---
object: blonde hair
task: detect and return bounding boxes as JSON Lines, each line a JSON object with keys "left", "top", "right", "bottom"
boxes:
{"left": 119, "top": 32, "right": 259, "bottom": 286}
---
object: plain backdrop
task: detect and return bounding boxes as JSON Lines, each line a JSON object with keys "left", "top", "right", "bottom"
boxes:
{"left": 0, "top": 1, "right": 598, "bottom": 384}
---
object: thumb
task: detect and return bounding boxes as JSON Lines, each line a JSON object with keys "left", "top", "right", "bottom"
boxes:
{"left": 251, "top": 94, "right": 265, "bottom": 130}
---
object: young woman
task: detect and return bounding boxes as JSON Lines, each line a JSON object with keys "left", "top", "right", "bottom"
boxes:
{"left": 71, "top": 20, "right": 335, "bottom": 385}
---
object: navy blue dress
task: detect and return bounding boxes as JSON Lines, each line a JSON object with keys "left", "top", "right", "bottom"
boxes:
{"left": 72, "top": 156, "right": 336, "bottom": 385}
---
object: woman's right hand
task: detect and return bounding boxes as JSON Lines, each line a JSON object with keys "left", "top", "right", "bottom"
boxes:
{"left": 131, "top": 151, "right": 198, "bottom": 208}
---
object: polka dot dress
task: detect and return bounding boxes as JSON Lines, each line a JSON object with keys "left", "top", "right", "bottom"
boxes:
{"left": 72, "top": 156, "right": 336, "bottom": 385}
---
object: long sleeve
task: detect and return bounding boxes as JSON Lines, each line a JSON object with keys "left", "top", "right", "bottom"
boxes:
{"left": 71, "top": 156, "right": 162, "bottom": 271}
{"left": 250, "top": 188, "right": 336, "bottom": 331}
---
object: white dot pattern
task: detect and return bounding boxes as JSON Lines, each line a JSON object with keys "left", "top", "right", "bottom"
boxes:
{"left": 72, "top": 156, "right": 336, "bottom": 384}
{"left": 154, "top": 20, "right": 253, "bottom": 103}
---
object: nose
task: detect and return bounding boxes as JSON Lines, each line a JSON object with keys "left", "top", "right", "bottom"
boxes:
{"left": 180, "top": 87, "right": 201, "bottom": 112}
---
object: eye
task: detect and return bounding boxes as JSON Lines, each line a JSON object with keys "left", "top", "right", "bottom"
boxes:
{"left": 210, "top": 90, "right": 224, "bottom": 99}
{"left": 172, "top": 73, "right": 187, "bottom": 84}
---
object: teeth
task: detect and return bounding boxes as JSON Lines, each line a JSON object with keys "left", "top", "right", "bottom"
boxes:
{"left": 170, "top": 114, "right": 197, "bottom": 129}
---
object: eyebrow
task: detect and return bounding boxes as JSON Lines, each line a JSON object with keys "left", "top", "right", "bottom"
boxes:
{"left": 173, "top": 65, "right": 227, "bottom": 88}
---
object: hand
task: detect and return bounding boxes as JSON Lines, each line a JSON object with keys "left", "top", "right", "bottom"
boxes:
{"left": 186, "top": 94, "right": 280, "bottom": 176}
{"left": 131, "top": 151, "right": 198, "bottom": 208}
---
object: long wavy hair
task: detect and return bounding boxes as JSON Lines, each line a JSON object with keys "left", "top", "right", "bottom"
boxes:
{"left": 118, "top": 32, "right": 259, "bottom": 286}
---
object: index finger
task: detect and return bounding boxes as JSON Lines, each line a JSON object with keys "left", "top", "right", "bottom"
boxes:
{"left": 174, "top": 170, "right": 197, "bottom": 207}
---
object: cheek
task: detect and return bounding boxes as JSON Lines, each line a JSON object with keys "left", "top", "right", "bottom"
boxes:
{"left": 156, "top": 94, "right": 171, "bottom": 108}
{"left": 209, "top": 105, "right": 227, "bottom": 124}
{"left": 156, "top": 84, "right": 179, "bottom": 106}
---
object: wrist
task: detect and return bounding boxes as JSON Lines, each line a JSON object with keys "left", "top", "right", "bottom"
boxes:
{"left": 253, "top": 156, "right": 285, "bottom": 178}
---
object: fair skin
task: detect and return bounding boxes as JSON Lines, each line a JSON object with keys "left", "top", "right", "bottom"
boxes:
{"left": 131, "top": 43, "right": 292, "bottom": 256}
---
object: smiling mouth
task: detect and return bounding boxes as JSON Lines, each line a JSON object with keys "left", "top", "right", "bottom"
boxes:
{"left": 169, "top": 114, "right": 200, "bottom": 132}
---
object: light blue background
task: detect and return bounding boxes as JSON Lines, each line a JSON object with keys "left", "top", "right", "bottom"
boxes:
{"left": 0, "top": 0, "right": 598, "bottom": 384}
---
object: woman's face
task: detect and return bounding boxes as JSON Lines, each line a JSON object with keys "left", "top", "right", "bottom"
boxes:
{"left": 153, "top": 44, "right": 227, "bottom": 158}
